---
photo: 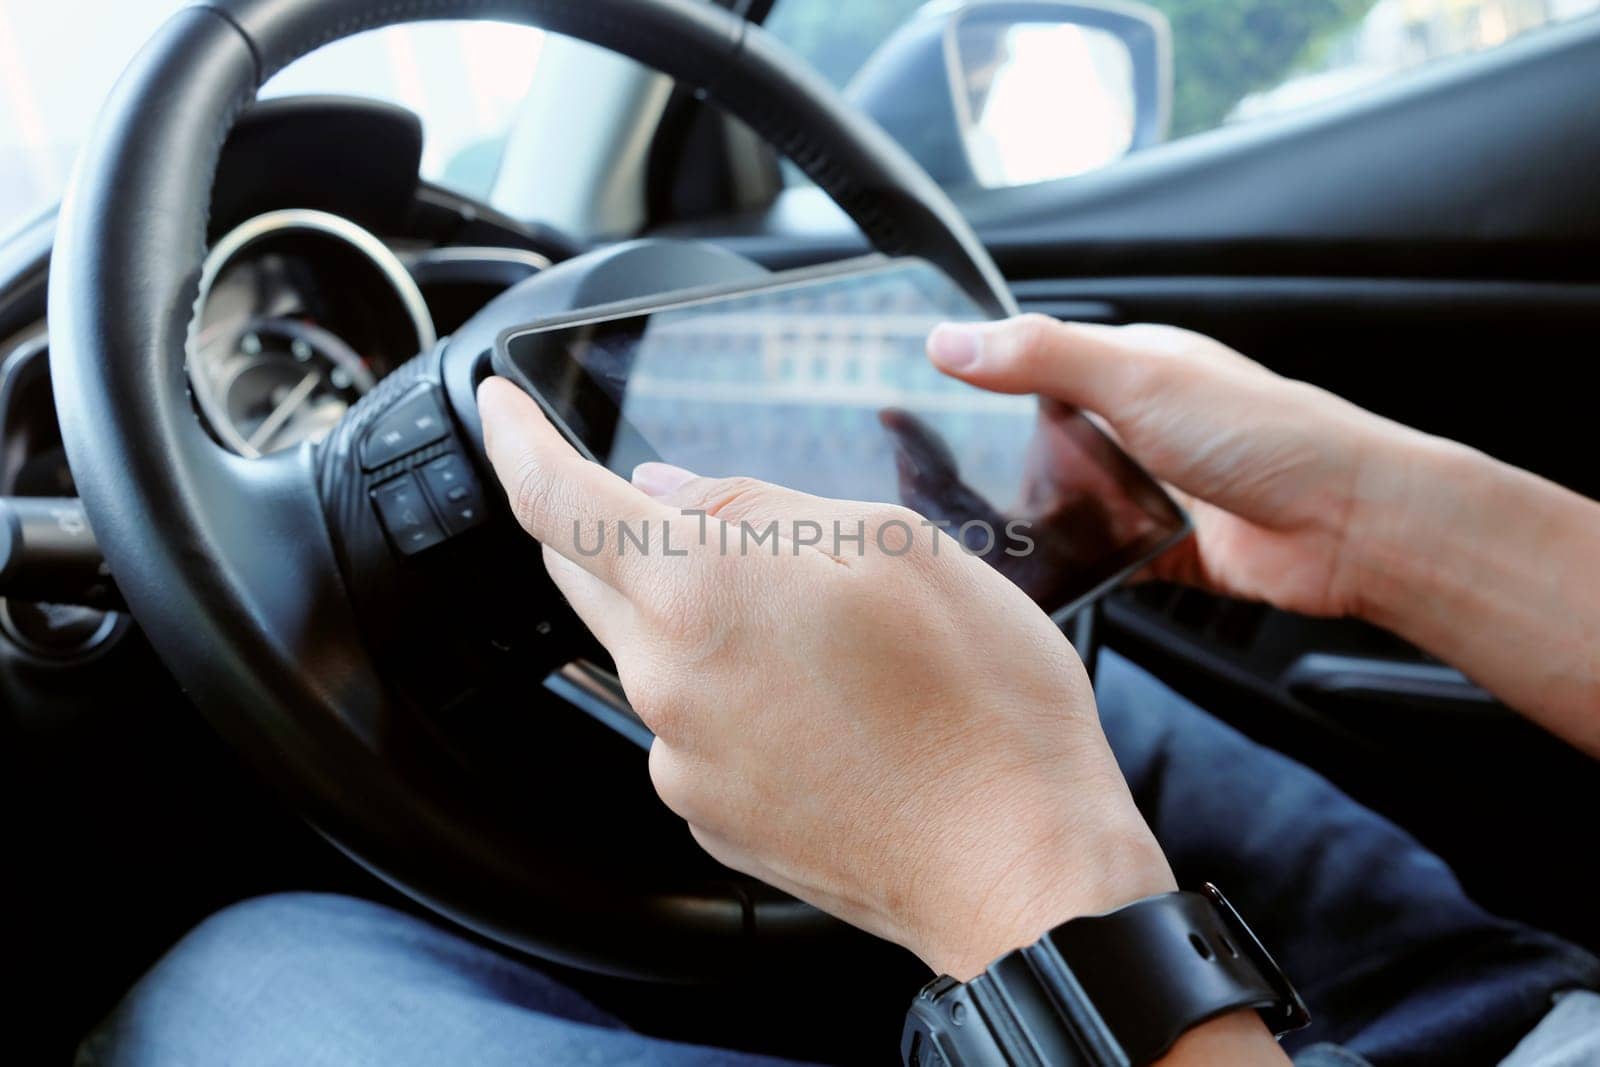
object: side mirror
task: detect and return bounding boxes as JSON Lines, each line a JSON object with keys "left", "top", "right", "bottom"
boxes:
{"left": 848, "top": 0, "right": 1172, "bottom": 189}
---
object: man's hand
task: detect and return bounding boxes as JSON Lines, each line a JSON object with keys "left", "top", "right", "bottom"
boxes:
{"left": 476, "top": 376, "right": 1174, "bottom": 980}
{"left": 927, "top": 316, "right": 1409, "bottom": 619}
{"left": 929, "top": 315, "right": 1600, "bottom": 756}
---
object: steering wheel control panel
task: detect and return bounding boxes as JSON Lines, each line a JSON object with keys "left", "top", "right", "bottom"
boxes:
{"left": 316, "top": 352, "right": 600, "bottom": 713}
{"left": 362, "top": 385, "right": 488, "bottom": 556}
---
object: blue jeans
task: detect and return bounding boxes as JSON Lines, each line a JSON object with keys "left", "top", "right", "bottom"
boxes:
{"left": 78, "top": 653, "right": 1600, "bottom": 1066}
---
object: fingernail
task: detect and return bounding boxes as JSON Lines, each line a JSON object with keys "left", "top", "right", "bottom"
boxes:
{"left": 928, "top": 323, "right": 982, "bottom": 371}
{"left": 632, "top": 462, "right": 697, "bottom": 497}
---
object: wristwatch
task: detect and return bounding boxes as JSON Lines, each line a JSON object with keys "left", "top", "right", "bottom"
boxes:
{"left": 902, "top": 884, "right": 1309, "bottom": 1067}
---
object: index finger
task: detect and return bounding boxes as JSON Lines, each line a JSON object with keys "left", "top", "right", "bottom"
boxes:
{"left": 477, "top": 375, "right": 673, "bottom": 591}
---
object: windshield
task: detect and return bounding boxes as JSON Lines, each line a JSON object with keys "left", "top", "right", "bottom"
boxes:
{"left": 0, "top": 2, "right": 546, "bottom": 240}
{"left": 8, "top": 0, "right": 1599, "bottom": 239}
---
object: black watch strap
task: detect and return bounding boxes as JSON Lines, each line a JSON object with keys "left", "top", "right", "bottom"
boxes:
{"left": 902, "top": 884, "right": 1309, "bottom": 1067}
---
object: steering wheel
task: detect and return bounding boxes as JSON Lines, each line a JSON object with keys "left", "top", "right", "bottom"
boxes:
{"left": 49, "top": 0, "right": 1016, "bottom": 980}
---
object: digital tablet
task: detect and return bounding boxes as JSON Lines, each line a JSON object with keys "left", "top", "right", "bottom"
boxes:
{"left": 495, "top": 257, "right": 1189, "bottom": 619}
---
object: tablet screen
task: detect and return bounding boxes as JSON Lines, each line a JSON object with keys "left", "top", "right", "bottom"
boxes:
{"left": 499, "top": 259, "right": 1188, "bottom": 618}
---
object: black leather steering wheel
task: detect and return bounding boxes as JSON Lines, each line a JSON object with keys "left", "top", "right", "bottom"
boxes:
{"left": 49, "top": 0, "right": 1016, "bottom": 979}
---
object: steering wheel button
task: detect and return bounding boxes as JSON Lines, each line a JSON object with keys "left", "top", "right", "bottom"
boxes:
{"left": 361, "top": 387, "right": 451, "bottom": 469}
{"left": 419, "top": 453, "right": 487, "bottom": 535}
{"left": 372, "top": 475, "right": 446, "bottom": 556}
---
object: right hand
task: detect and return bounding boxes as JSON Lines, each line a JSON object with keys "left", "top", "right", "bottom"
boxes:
{"left": 927, "top": 316, "right": 1412, "bottom": 619}
{"left": 477, "top": 377, "right": 1177, "bottom": 982}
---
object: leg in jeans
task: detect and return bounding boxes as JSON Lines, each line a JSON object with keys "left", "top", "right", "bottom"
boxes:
{"left": 1095, "top": 650, "right": 1600, "bottom": 1064}
{"left": 75, "top": 893, "right": 808, "bottom": 1067}
{"left": 80, "top": 654, "right": 1600, "bottom": 1066}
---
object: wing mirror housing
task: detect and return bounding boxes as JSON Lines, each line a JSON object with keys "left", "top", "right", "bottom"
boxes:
{"left": 848, "top": 0, "right": 1172, "bottom": 189}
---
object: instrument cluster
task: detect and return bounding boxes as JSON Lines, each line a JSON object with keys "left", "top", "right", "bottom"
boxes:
{"left": 187, "top": 210, "right": 438, "bottom": 457}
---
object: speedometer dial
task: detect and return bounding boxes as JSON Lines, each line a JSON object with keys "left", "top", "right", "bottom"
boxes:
{"left": 207, "top": 317, "right": 377, "bottom": 455}
{"left": 187, "top": 209, "right": 436, "bottom": 458}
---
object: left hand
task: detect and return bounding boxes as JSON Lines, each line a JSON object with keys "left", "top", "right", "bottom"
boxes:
{"left": 927, "top": 316, "right": 1398, "bottom": 619}
{"left": 477, "top": 376, "right": 1176, "bottom": 980}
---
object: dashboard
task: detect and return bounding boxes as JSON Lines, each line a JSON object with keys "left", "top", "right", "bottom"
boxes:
{"left": 0, "top": 219, "right": 546, "bottom": 659}
{"left": 0, "top": 96, "right": 567, "bottom": 667}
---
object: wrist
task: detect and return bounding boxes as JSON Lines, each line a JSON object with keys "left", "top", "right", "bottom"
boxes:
{"left": 913, "top": 815, "right": 1176, "bottom": 980}
{"left": 904, "top": 888, "right": 1296, "bottom": 1067}
{"left": 1342, "top": 423, "right": 1495, "bottom": 629}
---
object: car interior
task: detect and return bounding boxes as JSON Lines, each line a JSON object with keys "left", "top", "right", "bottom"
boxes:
{"left": 5, "top": 0, "right": 1599, "bottom": 1062}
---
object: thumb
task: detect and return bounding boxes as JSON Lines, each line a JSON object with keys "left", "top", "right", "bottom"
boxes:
{"left": 927, "top": 315, "right": 1147, "bottom": 413}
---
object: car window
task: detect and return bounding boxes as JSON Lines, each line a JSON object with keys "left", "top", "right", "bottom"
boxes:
{"left": 765, "top": 0, "right": 1600, "bottom": 186}
{"left": 0, "top": 0, "right": 544, "bottom": 240}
